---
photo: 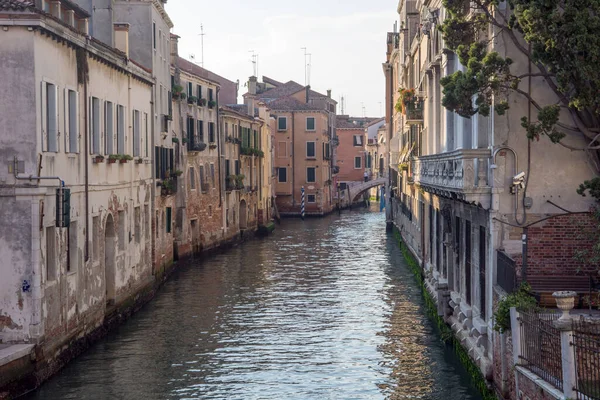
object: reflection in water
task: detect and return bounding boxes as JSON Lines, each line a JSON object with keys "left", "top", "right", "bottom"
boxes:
{"left": 27, "top": 207, "right": 480, "bottom": 400}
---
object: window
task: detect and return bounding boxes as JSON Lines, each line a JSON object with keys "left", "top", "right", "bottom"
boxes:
{"left": 152, "top": 22, "right": 156, "bottom": 49}
{"left": 253, "top": 130, "right": 258, "bottom": 148}
{"left": 306, "top": 117, "right": 315, "bottom": 131}
{"left": 144, "top": 113, "right": 149, "bottom": 157}
{"left": 134, "top": 207, "right": 141, "bottom": 244}
{"left": 46, "top": 227, "right": 56, "bottom": 280}
{"left": 306, "top": 142, "right": 316, "bottom": 158}
{"left": 133, "top": 110, "right": 140, "bottom": 157}
{"left": 354, "top": 156, "right": 362, "bottom": 169}
{"left": 187, "top": 117, "right": 195, "bottom": 146}
{"left": 90, "top": 97, "right": 100, "bottom": 154}
{"left": 278, "top": 142, "right": 287, "bottom": 157}
{"left": 324, "top": 142, "right": 330, "bottom": 160}
{"left": 278, "top": 167, "right": 287, "bottom": 183}
{"left": 187, "top": 82, "right": 193, "bottom": 98}
{"left": 199, "top": 165, "right": 205, "bottom": 189}
{"left": 67, "top": 90, "right": 78, "bottom": 153}
{"left": 353, "top": 135, "right": 363, "bottom": 146}
{"left": 307, "top": 194, "right": 316, "bottom": 203}
{"left": 209, "top": 122, "right": 215, "bottom": 143}
{"left": 225, "top": 160, "right": 230, "bottom": 177}
{"left": 242, "top": 127, "right": 250, "bottom": 148}
{"left": 277, "top": 116, "right": 287, "bottom": 131}
{"left": 198, "top": 120, "right": 204, "bottom": 142}
{"left": 306, "top": 167, "right": 316, "bottom": 183}
{"left": 117, "top": 105, "right": 125, "bottom": 154}
{"left": 225, "top": 123, "right": 229, "bottom": 136}
{"left": 68, "top": 221, "right": 77, "bottom": 272}
{"left": 208, "top": 88, "right": 214, "bottom": 101}
{"left": 105, "top": 101, "right": 113, "bottom": 155}
{"left": 166, "top": 207, "right": 172, "bottom": 233}
{"left": 189, "top": 167, "right": 196, "bottom": 189}
{"left": 196, "top": 84, "right": 202, "bottom": 100}
{"left": 210, "top": 163, "right": 215, "bottom": 186}
{"left": 234, "top": 160, "right": 240, "bottom": 175}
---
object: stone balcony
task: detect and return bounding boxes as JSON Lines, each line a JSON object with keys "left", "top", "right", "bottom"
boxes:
{"left": 411, "top": 148, "right": 491, "bottom": 208}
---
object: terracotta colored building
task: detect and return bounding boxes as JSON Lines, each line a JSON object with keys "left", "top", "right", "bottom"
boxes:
{"left": 335, "top": 116, "right": 368, "bottom": 182}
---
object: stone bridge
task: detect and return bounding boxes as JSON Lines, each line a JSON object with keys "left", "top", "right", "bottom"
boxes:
{"left": 347, "top": 176, "right": 387, "bottom": 202}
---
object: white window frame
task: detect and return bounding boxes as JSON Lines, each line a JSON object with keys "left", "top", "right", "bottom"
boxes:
{"left": 117, "top": 105, "right": 125, "bottom": 154}
{"left": 353, "top": 134, "right": 363, "bottom": 146}
{"left": 306, "top": 141, "right": 316, "bottom": 158}
{"left": 354, "top": 156, "right": 362, "bottom": 169}
{"left": 306, "top": 167, "right": 316, "bottom": 183}
{"left": 278, "top": 167, "right": 287, "bottom": 183}
{"left": 41, "top": 79, "right": 59, "bottom": 153}
{"left": 306, "top": 116, "right": 316, "bottom": 132}
{"left": 64, "top": 86, "right": 78, "bottom": 153}
{"left": 105, "top": 101, "right": 114, "bottom": 155}
{"left": 133, "top": 109, "right": 140, "bottom": 157}
{"left": 277, "top": 116, "right": 287, "bottom": 131}
{"left": 90, "top": 96, "right": 101, "bottom": 154}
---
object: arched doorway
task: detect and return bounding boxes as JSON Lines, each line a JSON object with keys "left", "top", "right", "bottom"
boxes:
{"left": 239, "top": 200, "right": 247, "bottom": 230}
{"left": 104, "top": 214, "right": 116, "bottom": 305}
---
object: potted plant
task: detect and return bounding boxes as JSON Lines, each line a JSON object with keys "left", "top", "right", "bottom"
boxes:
{"left": 187, "top": 95, "right": 198, "bottom": 105}
{"left": 108, "top": 154, "right": 121, "bottom": 164}
{"left": 93, "top": 154, "right": 105, "bottom": 163}
{"left": 235, "top": 174, "right": 245, "bottom": 189}
{"left": 172, "top": 85, "right": 184, "bottom": 100}
{"left": 395, "top": 88, "right": 416, "bottom": 115}
{"left": 208, "top": 100, "right": 217, "bottom": 109}
{"left": 161, "top": 178, "right": 175, "bottom": 196}
{"left": 120, "top": 154, "right": 133, "bottom": 164}
{"left": 171, "top": 169, "right": 183, "bottom": 177}
{"left": 182, "top": 138, "right": 188, "bottom": 144}
{"left": 198, "top": 98, "right": 207, "bottom": 106}
{"left": 172, "top": 137, "right": 179, "bottom": 144}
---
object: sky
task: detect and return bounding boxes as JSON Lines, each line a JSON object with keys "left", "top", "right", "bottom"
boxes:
{"left": 165, "top": 0, "right": 398, "bottom": 118}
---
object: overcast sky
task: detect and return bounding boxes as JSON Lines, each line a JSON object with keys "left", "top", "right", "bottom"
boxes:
{"left": 165, "top": 0, "right": 398, "bottom": 117}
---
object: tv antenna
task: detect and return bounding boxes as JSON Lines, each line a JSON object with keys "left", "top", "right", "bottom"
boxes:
{"left": 249, "top": 50, "right": 259, "bottom": 77}
{"left": 198, "top": 24, "right": 206, "bottom": 68}
{"left": 340, "top": 95, "right": 345, "bottom": 115}
{"left": 301, "top": 47, "right": 310, "bottom": 86}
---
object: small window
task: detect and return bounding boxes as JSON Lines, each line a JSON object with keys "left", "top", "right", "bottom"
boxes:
{"left": 307, "top": 167, "right": 316, "bottom": 183}
{"left": 198, "top": 120, "right": 204, "bottom": 142}
{"left": 354, "top": 156, "right": 362, "bottom": 169}
{"left": 208, "top": 88, "right": 214, "bottom": 101}
{"left": 91, "top": 97, "right": 100, "bottom": 154}
{"left": 105, "top": 101, "right": 113, "bottom": 155}
{"left": 152, "top": 22, "right": 156, "bottom": 49}
{"left": 353, "top": 135, "right": 363, "bottom": 146}
{"left": 306, "top": 117, "right": 315, "bottom": 131}
{"left": 144, "top": 113, "right": 149, "bottom": 157}
{"left": 187, "top": 82, "right": 193, "bottom": 97}
{"left": 117, "top": 105, "right": 125, "bottom": 154}
{"left": 307, "top": 194, "right": 316, "bottom": 203}
{"left": 133, "top": 110, "right": 140, "bottom": 157}
{"left": 166, "top": 207, "right": 172, "bottom": 234}
{"left": 189, "top": 167, "right": 196, "bottom": 190}
{"left": 277, "top": 116, "right": 287, "bottom": 131}
{"left": 225, "top": 123, "right": 229, "bottom": 136}
{"left": 278, "top": 167, "right": 287, "bottom": 183}
{"left": 235, "top": 160, "right": 240, "bottom": 175}
{"left": 196, "top": 84, "right": 202, "bottom": 100}
{"left": 306, "top": 142, "right": 316, "bottom": 158}
{"left": 67, "top": 90, "right": 78, "bottom": 153}
{"left": 209, "top": 122, "right": 215, "bottom": 143}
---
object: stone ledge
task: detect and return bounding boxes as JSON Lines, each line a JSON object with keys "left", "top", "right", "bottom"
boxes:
{"left": 515, "top": 366, "right": 564, "bottom": 400}
{"left": 0, "top": 344, "right": 34, "bottom": 368}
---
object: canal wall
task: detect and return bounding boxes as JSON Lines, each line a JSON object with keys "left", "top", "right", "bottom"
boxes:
{"left": 0, "top": 227, "right": 270, "bottom": 400}
{"left": 391, "top": 225, "right": 498, "bottom": 400}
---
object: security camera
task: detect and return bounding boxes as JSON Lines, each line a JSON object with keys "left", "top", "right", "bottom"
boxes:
{"left": 513, "top": 171, "right": 525, "bottom": 181}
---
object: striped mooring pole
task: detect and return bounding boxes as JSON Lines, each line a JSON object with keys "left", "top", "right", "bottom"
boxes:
{"left": 301, "top": 186, "right": 305, "bottom": 220}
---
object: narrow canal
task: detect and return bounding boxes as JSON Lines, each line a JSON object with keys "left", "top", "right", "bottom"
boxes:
{"left": 26, "top": 208, "right": 480, "bottom": 399}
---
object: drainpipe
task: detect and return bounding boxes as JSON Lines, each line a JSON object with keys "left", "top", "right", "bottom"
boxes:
{"left": 150, "top": 79, "right": 156, "bottom": 275}
{"left": 83, "top": 47, "right": 90, "bottom": 261}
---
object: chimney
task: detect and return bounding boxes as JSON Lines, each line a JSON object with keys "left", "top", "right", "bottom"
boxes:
{"left": 327, "top": 89, "right": 331, "bottom": 98}
{"left": 248, "top": 76, "right": 257, "bottom": 95}
{"left": 114, "top": 23, "right": 130, "bottom": 58}
{"left": 305, "top": 85, "right": 310, "bottom": 104}
{"left": 170, "top": 33, "right": 180, "bottom": 58}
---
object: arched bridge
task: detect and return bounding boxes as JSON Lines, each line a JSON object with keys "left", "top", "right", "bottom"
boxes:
{"left": 348, "top": 176, "right": 387, "bottom": 202}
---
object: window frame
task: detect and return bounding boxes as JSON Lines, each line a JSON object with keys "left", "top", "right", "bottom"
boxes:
{"left": 65, "top": 87, "right": 78, "bottom": 153}
{"left": 306, "top": 141, "right": 316, "bottom": 158}
{"left": 354, "top": 156, "right": 362, "bottom": 169}
{"left": 277, "top": 116, "right": 287, "bottom": 131}
{"left": 307, "top": 194, "right": 316, "bottom": 203}
{"left": 306, "top": 167, "right": 316, "bottom": 183}
{"left": 306, "top": 116, "right": 316, "bottom": 132}
{"left": 278, "top": 167, "right": 287, "bottom": 183}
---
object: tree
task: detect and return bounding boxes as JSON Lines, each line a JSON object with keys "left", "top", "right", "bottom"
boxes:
{"left": 439, "top": 0, "right": 600, "bottom": 161}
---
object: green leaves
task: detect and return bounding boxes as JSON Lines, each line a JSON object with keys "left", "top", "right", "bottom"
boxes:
{"left": 520, "top": 105, "right": 564, "bottom": 142}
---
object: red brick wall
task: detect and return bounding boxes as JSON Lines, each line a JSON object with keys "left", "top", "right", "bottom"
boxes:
{"left": 511, "top": 213, "right": 598, "bottom": 277}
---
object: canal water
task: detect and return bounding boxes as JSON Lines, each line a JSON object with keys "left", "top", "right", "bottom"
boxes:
{"left": 26, "top": 207, "right": 481, "bottom": 399}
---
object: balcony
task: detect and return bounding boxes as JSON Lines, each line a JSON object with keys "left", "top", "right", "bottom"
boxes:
{"left": 412, "top": 148, "right": 491, "bottom": 208}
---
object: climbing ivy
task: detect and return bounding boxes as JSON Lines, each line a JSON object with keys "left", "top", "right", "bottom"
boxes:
{"left": 493, "top": 283, "right": 538, "bottom": 333}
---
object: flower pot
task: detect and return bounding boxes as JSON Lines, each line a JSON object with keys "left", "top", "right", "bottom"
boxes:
{"left": 553, "top": 291, "right": 577, "bottom": 320}
{"left": 94, "top": 156, "right": 105, "bottom": 163}
{"left": 119, "top": 159, "right": 127, "bottom": 164}
{"left": 108, "top": 158, "right": 117, "bottom": 164}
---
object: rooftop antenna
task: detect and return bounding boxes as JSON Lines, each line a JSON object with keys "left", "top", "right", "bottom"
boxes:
{"left": 361, "top": 102, "right": 366, "bottom": 118}
{"left": 301, "top": 47, "right": 308, "bottom": 86}
{"left": 340, "top": 95, "right": 345, "bottom": 115}
{"left": 307, "top": 53, "right": 312, "bottom": 86}
{"left": 198, "top": 24, "right": 206, "bottom": 68}
{"left": 249, "top": 50, "right": 258, "bottom": 77}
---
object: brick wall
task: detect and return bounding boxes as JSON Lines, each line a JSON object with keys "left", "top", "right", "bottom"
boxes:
{"left": 510, "top": 213, "right": 598, "bottom": 277}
